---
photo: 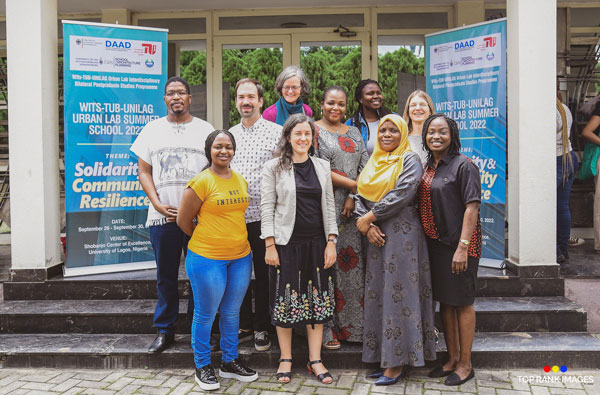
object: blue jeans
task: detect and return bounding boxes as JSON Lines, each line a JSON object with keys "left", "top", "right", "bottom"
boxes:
{"left": 557, "top": 152, "right": 579, "bottom": 258}
{"left": 149, "top": 222, "right": 193, "bottom": 335}
{"left": 186, "top": 250, "right": 252, "bottom": 368}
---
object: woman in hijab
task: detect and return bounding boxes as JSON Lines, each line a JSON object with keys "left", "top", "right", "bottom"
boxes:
{"left": 355, "top": 114, "right": 436, "bottom": 386}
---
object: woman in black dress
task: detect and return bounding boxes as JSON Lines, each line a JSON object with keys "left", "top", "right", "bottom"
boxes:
{"left": 261, "top": 114, "right": 338, "bottom": 384}
{"left": 417, "top": 114, "right": 481, "bottom": 386}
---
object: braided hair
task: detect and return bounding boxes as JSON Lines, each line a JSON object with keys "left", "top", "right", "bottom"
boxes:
{"left": 350, "top": 79, "right": 392, "bottom": 129}
{"left": 203, "top": 129, "right": 237, "bottom": 170}
{"left": 421, "top": 113, "right": 461, "bottom": 163}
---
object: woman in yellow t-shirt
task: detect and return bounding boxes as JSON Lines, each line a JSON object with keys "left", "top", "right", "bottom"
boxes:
{"left": 177, "top": 130, "right": 257, "bottom": 391}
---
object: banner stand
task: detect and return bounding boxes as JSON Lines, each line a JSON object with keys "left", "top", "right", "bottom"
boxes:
{"left": 62, "top": 21, "right": 168, "bottom": 277}
{"left": 426, "top": 19, "right": 507, "bottom": 270}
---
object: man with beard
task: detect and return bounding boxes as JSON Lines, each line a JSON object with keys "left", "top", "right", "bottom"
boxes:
{"left": 131, "top": 76, "right": 214, "bottom": 353}
{"left": 230, "top": 78, "right": 281, "bottom": 351}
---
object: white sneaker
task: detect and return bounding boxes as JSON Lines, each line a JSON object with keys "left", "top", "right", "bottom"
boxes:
{"left": 568, "top": 237, "right": 584, "bottom": 247}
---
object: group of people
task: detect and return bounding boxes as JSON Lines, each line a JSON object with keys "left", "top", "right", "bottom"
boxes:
{"left": 131, "top": 65, "right": 482, "bottom": 391}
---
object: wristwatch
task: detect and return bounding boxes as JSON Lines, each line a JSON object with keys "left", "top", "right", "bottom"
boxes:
{"left": 328, "top": 237, "right": 338, "bottom": 244}
{"left": 459, "top": 239, "right": 470, "bottom": 246}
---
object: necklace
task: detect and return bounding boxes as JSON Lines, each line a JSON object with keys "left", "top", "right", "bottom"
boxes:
{"left": 320, "top": 121, "right": 344, "bottom": 134}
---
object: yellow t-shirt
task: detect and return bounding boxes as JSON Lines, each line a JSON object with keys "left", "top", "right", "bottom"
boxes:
{"left": 186, "top": 169, "right": 251, "bottom": 260}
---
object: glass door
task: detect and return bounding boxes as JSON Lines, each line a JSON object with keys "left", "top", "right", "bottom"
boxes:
{"left": 292, "top": 32, "right": 369, "bottom": 120}
{"left": 213, "top": 36, "right": 291, "bottom": 128}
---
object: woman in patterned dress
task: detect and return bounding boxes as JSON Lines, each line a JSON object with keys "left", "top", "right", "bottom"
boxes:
{"left": 315, "top": 86, "right": 369, "bottom": 350}
{"left": 355, "top": 114, "right": 437, "bottom": 386}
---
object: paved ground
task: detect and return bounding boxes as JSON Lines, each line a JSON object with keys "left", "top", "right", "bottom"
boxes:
{"left": 1, "top": 367, "right": 599, "bottom": 394}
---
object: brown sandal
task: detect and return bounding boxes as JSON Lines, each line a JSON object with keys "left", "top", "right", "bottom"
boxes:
{"left": 324, "top": 340, "right": 341, "bottom": 350}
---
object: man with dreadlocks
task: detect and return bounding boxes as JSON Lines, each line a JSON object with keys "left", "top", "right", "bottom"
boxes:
{"left": 346, "top": 79, "right": 394, "bottom": 155}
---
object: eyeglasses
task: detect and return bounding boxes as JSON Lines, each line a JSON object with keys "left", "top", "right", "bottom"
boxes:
{"left": 165, "top": 90, "right": 189, "bottom": 97}
{"left": 282, "top": 85, "right": 301, "bottom": 92}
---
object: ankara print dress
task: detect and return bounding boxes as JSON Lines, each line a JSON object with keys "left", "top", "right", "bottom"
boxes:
{"left": 316, "top": 125, "right": 369, "bottom": 343}
{"left": 355, "top": 151, "right": 437, "bottom": 368}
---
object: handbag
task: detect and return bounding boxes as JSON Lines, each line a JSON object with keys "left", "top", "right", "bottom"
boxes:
{"left": 577, "top": 141, "right": 600, "bottom": 180}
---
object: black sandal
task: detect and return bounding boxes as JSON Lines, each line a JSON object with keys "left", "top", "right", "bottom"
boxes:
{"left": 276, "top": 358, "right": 292, "bottom": 383}
{"left": 306, "top": 359, "right": 333, "bottom": 384}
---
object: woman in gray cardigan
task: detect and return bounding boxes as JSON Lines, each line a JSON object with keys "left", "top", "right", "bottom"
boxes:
{"left": 260, "top": 114, "right": 338, "bottom": 385}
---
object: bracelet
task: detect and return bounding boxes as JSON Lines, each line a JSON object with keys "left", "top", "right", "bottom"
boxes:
{"left": 265, "top": 243, "right": 275, "bottom": 248}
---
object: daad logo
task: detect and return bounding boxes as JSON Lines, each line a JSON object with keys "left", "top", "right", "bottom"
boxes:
{"left": 455, "top": 40, "right": 475, "bottom": 50}
{"left": 142, "top": 43, "right": 157, "bottom": 55}
{"left": 483, "top": 37, "right": 497, "bottom": 48}
{"left": 106, "top": 40, "right": 131, "bottom": 49}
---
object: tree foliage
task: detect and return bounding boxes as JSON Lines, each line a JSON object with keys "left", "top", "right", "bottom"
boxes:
{"left": 180, "top": 47, "right": 424, "bottom": 125}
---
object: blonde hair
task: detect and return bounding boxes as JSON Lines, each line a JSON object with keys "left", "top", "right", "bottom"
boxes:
{"left": 403, "top": 90, "right": 435, "bottom": 132}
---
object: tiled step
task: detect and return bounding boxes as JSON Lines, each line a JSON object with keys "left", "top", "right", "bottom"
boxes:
{"left": 1, "top": 332, "right": 599, "bottom": 369}
{"left": 0, "top": 297, "right": 586, "bottom": 334}
{"left": 2, "top": 267, "right": 564, "bottom": 300}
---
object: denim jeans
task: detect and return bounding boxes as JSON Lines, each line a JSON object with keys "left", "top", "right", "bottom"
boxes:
{"left": 186, "top": 249, "right": 252, "bottom": 368}
{"left": 149, "top": 222, "right": 192, "bottom": 335}
{"left": 557, "top": 151, "right": 579, "bottom": 258}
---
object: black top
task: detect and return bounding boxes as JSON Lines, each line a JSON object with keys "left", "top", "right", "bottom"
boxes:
{"left": 292, "top": 159, "right": 324, "bottom": 238}
{"left": 419, "top": 153, "right": 482, "bottom": 257}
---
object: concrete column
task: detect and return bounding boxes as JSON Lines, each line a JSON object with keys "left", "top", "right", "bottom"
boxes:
{"left": 101, "top": 9, "right": 131, "bottom": 25}
{"left": 506, "top": 0, "right": 558, "bottom": 277}
{"left": 454, "top": 0, "right": 485, "bottom": 27}
{"left": 168, "top": 43, "right": 180, "bottom": 78}
{"left": 6, "top": 0, "right": 62, "bottom": 280}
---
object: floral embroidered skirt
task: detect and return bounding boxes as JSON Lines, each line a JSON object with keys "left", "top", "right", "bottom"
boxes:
{"left": 268, "top": 233, "right": 335, "bottom": 328}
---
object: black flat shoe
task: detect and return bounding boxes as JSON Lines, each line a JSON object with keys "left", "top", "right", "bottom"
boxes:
{"left": 307, "top": 360, "right": 333, "bottom": 384}
{"left": 444, "top": 369, "right": 475, "bottom": 386}
{"left": 276, "top": 358, "right": 292, "bottom": 383}
{"left": 429, "top": 365, "right": 453, "bottom": 378}
{"left": 148, "top": 333, "right": 175, "bottom": 353}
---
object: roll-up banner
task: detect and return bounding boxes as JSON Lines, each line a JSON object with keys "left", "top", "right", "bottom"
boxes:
{"left": 63, "top": 21, "right": 168, "bottom": 276}
{"left": 425, "top": 19, "right": 507, "bottom": 268}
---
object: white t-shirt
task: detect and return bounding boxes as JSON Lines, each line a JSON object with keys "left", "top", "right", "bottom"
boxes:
{"left": 130, "top": 116, "right": 214, "bottom": 227}
{"left": 556, "top": 103, "right": 573, "bottom": 156}
{"left": 367, "top": 120, "right": 380, "bottom": 155}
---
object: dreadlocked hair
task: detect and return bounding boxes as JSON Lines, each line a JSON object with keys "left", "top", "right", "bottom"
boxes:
{"left": 421, "top": 113, "right": 461, "bottom": 163}
{"left": 557, "top": 99, "right": 574, "bottom": 186}
{"left": 351, "top": 79, "right": 392, "bottom": 129}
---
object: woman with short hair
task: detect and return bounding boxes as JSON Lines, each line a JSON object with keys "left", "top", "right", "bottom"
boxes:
{"left": 177, "top": 130, "right": 258, "bottom": 391}
{"left": 315, "top": 86, "right": 369, "bottom": 350}
{"left": 262, "top": 65, "right": 313, "bottom": 125}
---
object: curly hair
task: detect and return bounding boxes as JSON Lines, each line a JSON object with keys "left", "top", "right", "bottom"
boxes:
{"left": 204, "top": 130, "right": 237, "bottom": 169}
{"left": 421, "top": 113, "right": 461, "bottom": 163}
{"left": 275, "top": 113, "right": 315, "bottom": 172}
{"left": 350, "top": 79, "right": 392, "bottom": 129}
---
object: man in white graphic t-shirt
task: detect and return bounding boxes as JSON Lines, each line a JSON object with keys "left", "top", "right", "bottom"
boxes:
{"left": 131, "top": 76, "right": 214, "bottom": 353}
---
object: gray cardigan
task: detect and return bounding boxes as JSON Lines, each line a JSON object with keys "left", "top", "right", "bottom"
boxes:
{"left": 260, "top": 156, "right": 338, "bottom": 245}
